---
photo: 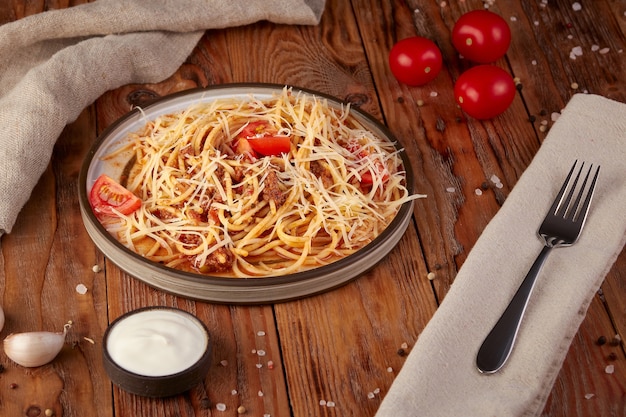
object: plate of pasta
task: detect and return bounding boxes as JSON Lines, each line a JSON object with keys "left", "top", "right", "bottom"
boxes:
{"left": 79, "top": 84, "right": 423, "bottom": 303}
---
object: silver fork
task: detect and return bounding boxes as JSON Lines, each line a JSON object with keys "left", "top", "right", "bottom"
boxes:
{"left": 476, "top": 160, "right": 600, "bottom": 374}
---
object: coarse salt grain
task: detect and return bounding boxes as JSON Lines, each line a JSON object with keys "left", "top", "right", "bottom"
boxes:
{"left": 571, "top": 82, "right": 579, "bottom": 90}
{"left": 368, "top": 392, "right": 375, "bottom": 399}
{"left": 475, "top": 189, "right": 483, "bottom": 196}
{"left": 326, "top": 401, "right": 336, "bottom": 407}
{"left": 220, "top": 359, "right": 228, "bottom": 366}
{"left": 584, "top": 393, "right": 595, "bottom": 399}
{"left": 572, "top": 2, "right": 582, "bottom": 11}
{"left": 231, "top": 389, "right": 238, "bottom": 395}
{"left": 599, "top": 48, "right": 610, "bottom": 54}
{"left": 532, "top": 60, "right": 537, "bottom": 65}
{"left": 216, "top": 403, "right": 227, "bottom": 411}
{"left": 319, "top": 400, "right": 327, "bottom": 406}
{"left": 591, "top": 44, "right": 600, "bottom": 52}
{"left": 430, "top": 91, "right": 438, "bottom": 97}
{"left": 257, "top": 330, "right": 266, "bottom": 336}
{"left": 605, "top": 364, "right": 615, "bottom": 374}
{"left": 427, "top": 272, "right": 436, "bottom": 280}
{"left": 446, "top": 187, "right": 455, "bottom": 193}
{"left": 257, "top": 350, "right": 266, "bottom": 357}
{"left": 92, "top": 265, "right": 101, "bottom": 273}
{"left": 490, "top": 174, "right": 500, "bottom": 184}
{"left": 400, "top": 342, "right": 408, "bottom": 349}
{"left": 76, "top": 284, "right": 88, "bottom": 295}
{"left": 258, "top": 390, "right": 264, "bottom": 397}
{"left": 256, "top": 363, "right": 263, "bottom": 368}
{"left": 387, "top": 367, "right": 393, "bottom": 372}
{"left": 510, "top": 16, "right": 517, "bottom": 22}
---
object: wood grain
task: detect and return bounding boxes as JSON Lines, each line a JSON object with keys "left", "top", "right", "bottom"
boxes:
{"left": 0, "top": 0, "right": 624, "bottom": 416}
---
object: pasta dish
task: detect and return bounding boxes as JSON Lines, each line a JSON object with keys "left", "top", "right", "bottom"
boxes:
{"left": 92, "top": 88, "right": 422, "bottom": 278}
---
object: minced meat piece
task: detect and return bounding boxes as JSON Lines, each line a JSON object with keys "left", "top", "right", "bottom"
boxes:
{"left": 262, "top": 170, "right": 287, "bottom": 207}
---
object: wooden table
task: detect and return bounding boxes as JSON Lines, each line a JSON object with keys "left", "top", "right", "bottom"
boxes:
{"left": 1, "top": 1, "right": 625, "bottom": 416}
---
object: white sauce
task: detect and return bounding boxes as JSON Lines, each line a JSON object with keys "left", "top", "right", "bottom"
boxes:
{"left": 107, "top": 309, "right": 208, "bottom": 377}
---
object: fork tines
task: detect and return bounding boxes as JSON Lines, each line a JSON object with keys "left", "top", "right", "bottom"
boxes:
{"left": 551, "top": 160, "right": 600, "bottom": 223}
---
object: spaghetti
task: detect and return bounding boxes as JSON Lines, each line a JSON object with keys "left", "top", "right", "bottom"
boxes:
{"left": 97, "top": 88, "right": 423, "bottom": 277}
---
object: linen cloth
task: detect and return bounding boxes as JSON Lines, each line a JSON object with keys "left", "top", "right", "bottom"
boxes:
{"left": 0, "top": 0, "right": 325, "bottom": 236}
{"left": 376, "top": 94, "right": 626, "bottom": 416}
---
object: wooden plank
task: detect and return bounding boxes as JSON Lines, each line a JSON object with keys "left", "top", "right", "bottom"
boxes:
{"left": 0, "top": 106, "right": 112, "bottom": 416}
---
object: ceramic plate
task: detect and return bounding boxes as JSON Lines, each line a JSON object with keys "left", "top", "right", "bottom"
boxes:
{"left": 78, "top": 84, "right": 415, "bottom": 303}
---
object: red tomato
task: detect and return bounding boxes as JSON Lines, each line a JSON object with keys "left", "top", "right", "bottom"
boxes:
{"left": 454, "top": 65, "right": 515, "bottom": 119}
{"left": 389, "top": 37, "right": 443, "bottom": 86}
{"left": 345, "top": 139, "right": 390, "bottom": 185}
{"left": 452, "top": 10, "right": 511, "bottom": 63}
{"left": 247, "top": 136, "right": 291, "bottom": 156}
{"left": 236, "top": 121, "right": 290, "bottom": 156}
{"left": 89, "top": 174, "right": 141, "bottom": 217}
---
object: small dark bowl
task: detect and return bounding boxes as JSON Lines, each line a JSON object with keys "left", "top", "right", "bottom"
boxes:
{"left": 102, "top": 307, "right": 212, "bottom": 397}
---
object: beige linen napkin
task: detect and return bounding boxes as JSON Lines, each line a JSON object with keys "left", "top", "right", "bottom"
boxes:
{"left": 0, "top": 0, "right": 325, "bottom": 236}
{"left": 376, "top": 94, "right": 626, "bottom": 417}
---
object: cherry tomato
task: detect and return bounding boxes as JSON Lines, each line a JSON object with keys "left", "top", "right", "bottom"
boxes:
{"left": 389, "top": 37, "right": 443, "bottom": 86}
{"left": 89, "top": 174, "right": 141, "bottom": 217}
{"left": 452, "top": 10, "right": 511, "bottom": 63}
{"left": 236, "top": 121, "right": 290, "bottom": 156}
{"left": 454, "top": 65, "right": 515, "bottom": 120}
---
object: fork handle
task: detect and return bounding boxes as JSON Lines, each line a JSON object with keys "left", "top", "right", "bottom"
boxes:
{"left": 476, "top": 245, "right": 553, "bottom": 373}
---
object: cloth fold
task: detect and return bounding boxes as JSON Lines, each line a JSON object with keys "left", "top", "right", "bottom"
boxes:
{"left": 376, "top": 94, "right": 626, "bottom": 416}
{"left": 0, "top": 0, "right": 325, "bottom": 235}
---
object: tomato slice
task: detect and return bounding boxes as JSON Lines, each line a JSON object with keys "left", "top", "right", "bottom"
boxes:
{"left": 236, "top": 121, "right": 291, "bottom": 156}
{"left": 89, "top": 174, "right": 141, "bottom": 217}
{"left": 345, "top": 140, "right": 390, "bottom": 185}
{"left": 247, "top": 136, "right": 291, "bottom": 156}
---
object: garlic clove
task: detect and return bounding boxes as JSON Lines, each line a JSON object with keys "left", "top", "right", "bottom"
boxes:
{"left": 4, "top": 321, "right": 71, "bottom": 367}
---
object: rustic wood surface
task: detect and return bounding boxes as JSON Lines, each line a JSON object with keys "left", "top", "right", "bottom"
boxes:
{"left": 1, "top": 0, "right": 625, "bottom": 416}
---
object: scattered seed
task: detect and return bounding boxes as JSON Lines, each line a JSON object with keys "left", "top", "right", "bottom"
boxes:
{"left": 258, "top": 390, "right": 264, "bottom": 397}
{"left": 607, "top": 352, "right": 618, "bottom": 361}
{"left": 220, "top": 359, "right": 229, "bottom": 366}
{"left": 446, "top": 187, "right": 456, "bottom": 193}
{"left": 529, "top": 115, "right": 536, "bottom": 123}
{"left": 83, "top": 337, "right": 95, "bottom": 344}
{"left": 571, "top": 82, "right": 579, "bottom": 90}
{"left": 319, "top": 400, "right": 327, "bottom": 406}
{"left": 92, "top": 264, "right": 101, "bottom": 273}
{"left": 257, "top": 330, "right": 266, "bottom": 337}
{"left": 599, "top": 47, "right": 610, "bottom": 54}
{"left": 400, "top": 342, "right": 408, "bottom": 349}
{"left": 326, "top": 401, "right": 336, "bottom": 407}
{"left": 572, "top": 2, "right": 582, "bottom": 11}
{"left": 539, "top": 125, "right": 547, "bottom": 132}
{"left": 427, "top": 272, "right": 436, "bottom": 281}
{"left": 596, "top": 336, "right": 607, "bottom": 346}
{"left": 257, "top": 350, "right": 266, "bottom": 357}
{"left": 430, "top": 91, "right": 438, "bottom": 97}
{"left": 256, "top": 363, "right": 263, "bottom": 369}
{"left": 368, "top": 392, "right": 375, "bottom": 399}
{"left": 237, "top": 405, "right": 247, "bottom": 414}
{"left": 591, "top": 45, "right": 600, "bottom": 52}
{"left": 417, "top": 99, "right": 424, "bottom": 106}
{"left": 397, "top": 348, "right": 406, "bottom": 356}
{"left": 584, "top": 393, "right": 595, "bottom": 400}
{"left": 386, "top": 366, "right": 394, "bottom": 373}
{"left": 45, "top": 409, "right": 54, "bottom": 417}
{"left": 605, "top": 364, "right": 615, "bottom": 374}
{"left": 216, "top": 403, "right": 227, "bottom": 411}
{"left": 231, "top": 389, "right": 238, "bottom": 395}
